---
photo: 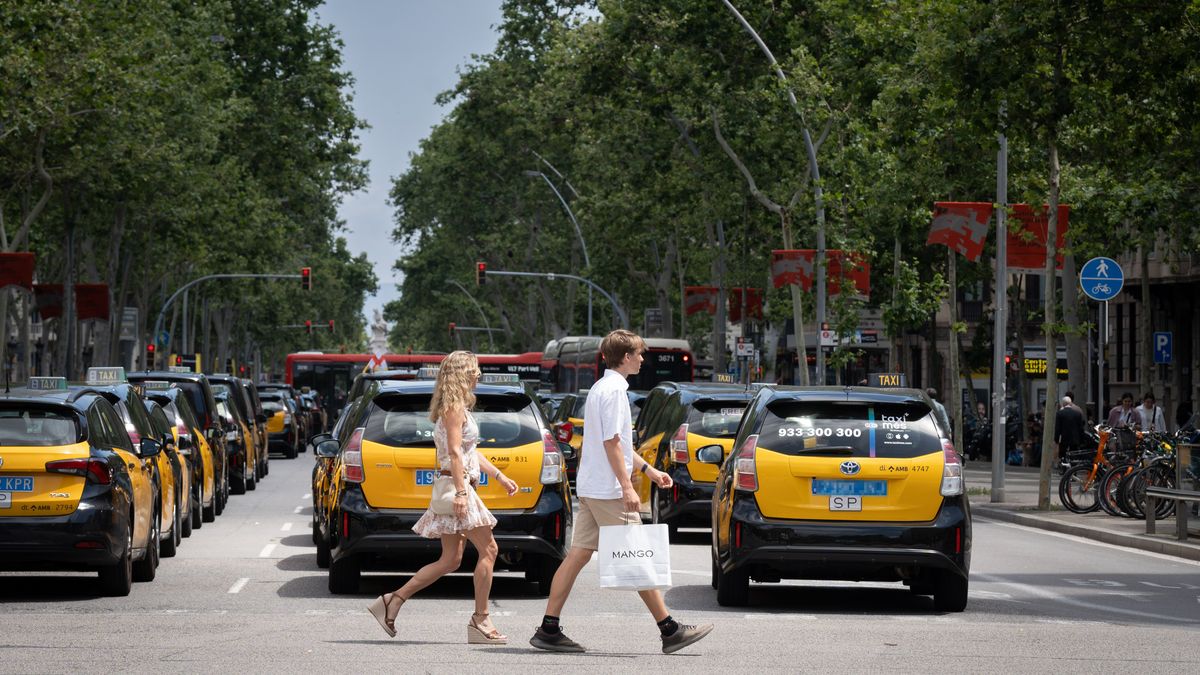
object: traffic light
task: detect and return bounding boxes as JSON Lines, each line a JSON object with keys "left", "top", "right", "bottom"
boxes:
{"left": 448, "top": 322, "right": 456, "bottom": 337}
{"left": 175, "top": 355, "right": 183, "bottom": 366}
{"left": 305, "top": 320, "right": 313, "bottom": 334}
{"left": 145, "top": 343, "right": 155, "bottom": 368}
{"left": 327, "top": 319, "right": 335, "bottom": 333}
{"left": 475, "top": 261, "right": 486, "bottom": 286}
{"left": 300, "top": 267, "right": 312, "bottom": 291}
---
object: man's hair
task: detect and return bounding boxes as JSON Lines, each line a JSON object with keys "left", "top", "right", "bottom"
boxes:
{"left": 1061, "top": 395, "right": 1072, "bottom": 405}
{"left": 1065, "top": 390, "right": 1076, "bottom": 400}
{"left": 600, "top": 329, "right": 646, "bottom": 368}
{"left": 1143, "top": 392, "right": 1155, "bottom": 402}
{"left": 1122, "top": 391, "right": 1134, "bottom": 402}
{"left": 925, "top": 387, "right": 938, "bottom": 398}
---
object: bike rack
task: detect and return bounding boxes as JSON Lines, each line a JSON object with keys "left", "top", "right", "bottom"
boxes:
{"left": 1145, "top": 443, "right": 1197, "bottom": 540}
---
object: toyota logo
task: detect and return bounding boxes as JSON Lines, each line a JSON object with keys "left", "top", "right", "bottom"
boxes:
{"left": 839, "top": 460, "right": 860, "bottom": 476}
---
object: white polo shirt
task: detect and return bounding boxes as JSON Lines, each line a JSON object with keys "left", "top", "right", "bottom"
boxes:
{"left": 574, "top": 369, "right": 632, "bottom": 500}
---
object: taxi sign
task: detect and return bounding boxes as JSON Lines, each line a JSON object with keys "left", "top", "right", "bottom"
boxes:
{"left": 868, "top": 372, "right": 907, "bottom": 388}
{"left": 713, "top": 373, "right": 735, "bottom": 383}
{"left": 141, "top": 380, "right": 172, "bottom": 391}
{"left": 28, "top": 376, "right": 68, "bottom": 391}
{"left": 167, "top": 366, "right": 192, "bottom": 373}
{"left": 480, "top": 373, "right": 520, "bottom": 384}
{"left": 417, "top": 366, "right": 441, "bottom": 380}
{"left": 300, "top": 386, "right": 311, "bottom": 393}
{"left": 86, "top": 367, "right": 127, "bottom": 385}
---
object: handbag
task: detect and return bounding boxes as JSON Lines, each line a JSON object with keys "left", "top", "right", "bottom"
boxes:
{"left": 597, "top": 523, "right": 672, "bottom": 591}
{"left": 430, "top": 474, "right": 460, "bottom": 515}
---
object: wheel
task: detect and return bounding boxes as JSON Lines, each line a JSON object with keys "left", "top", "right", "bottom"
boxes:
{"left": 215, "top": 476, "right": 227, "bottom": 514}
{"left": 98, "top": 517, "right": 134, "bottom": 597}
{"left": 535, "top": 556, "right": 559, "bottom": 597}
{"left": 202, "top": 493, "right": 216, "bottom": 523}
{"left": 328, "top": 555, "right": 361, "bottom": 594}
{"left": 710, "top": 557, "right": 718, "bottom": 590}
{"left": 246, "top": 465, "right": 257, "bottom": 491}
{"left": 133, "top": 509, "right": 160, "bottom": 582}
{"left": 1119, "top": 467, "right": 1147, "bottom": 519}
{"left": 182, "top": 485, "right": 194, "bottom": 538}
{"left": 312, "top": 507, "right": 322, "bottom": 545}
{"left": 650, "top": 486, "right": 679, "bottom": 539}
{"left": 1097, "top": 463, "right": 1132, "bottom": 517}
{"left": 715, "top": 561, "right": 750, "bottom": 607}
{"left": 231, "top": 469, "right": 247, "bottom": 495}
{"left": 160, "top": 498, "right": 179, "bottom": 558}
{"left": 1057, "top": 465, "right": 1100, "bottom": 513}
{"left": 316, "top": 530, "right": 331, "bottom": 568}
{"left": 933, "top": 571, "right": 968, "bottom": 612}
{"left": 191, "top": 482, "right": 203, "bottom": 529}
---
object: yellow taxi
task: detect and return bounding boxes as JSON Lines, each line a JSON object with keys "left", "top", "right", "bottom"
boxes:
{"left": 707, "top": 386, "right": 970, "bottom": 610}
{"left": 209, "top": 376, "right": 258, "bottom": 494}
{"left": 320, "top": 373, "right": 571, "bottom": 594}
{"left": 0, "top": 376, "right": 162, "bottom": 594}
{"left": 632, "top": 382, "right": 753, "bottom": 536}
{"left": 260, "top": 391, "right": 301, "bottom": 459}
{"left": 548, "top": 392, "right": 585, "bottom": 483}
{"left": 242, "top": 379, "right": 270, "bottom": 479}
{"left": 141, "top": 382, "right": 215, "bottom": 533}
{"left": 144, "top": 398, "right": 193, "bottom": 550}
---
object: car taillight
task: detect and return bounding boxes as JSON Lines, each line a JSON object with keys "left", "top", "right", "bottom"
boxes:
{"left": 733, "top": 434, "right": 759, "bottom": 492}
{"left": 555, "top": 421, "right": 574, "bottom": 444}
{"left": 941, "top": 439, "right": 963, "bottom": 496}
{"left": 124, "top": 423, "right": 141, "bottom": 446}
{"left": 45, "top": 458, "right": 112, "bottom": 485}
{"left": 343, "top": 427, "right": 365, "bottom": 483}
{"left": 671, "top": 423, "right": 690, "bottom": 464}
{"left": 541, "top": 430, "right": 564, "bottom": 484}
{"left": 283, "top": 413, "right": 292, "bottom": 425}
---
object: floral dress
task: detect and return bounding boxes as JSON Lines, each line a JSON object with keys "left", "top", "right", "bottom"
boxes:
{"left": 412, "top": 412, "right": 498, "bottom": 538}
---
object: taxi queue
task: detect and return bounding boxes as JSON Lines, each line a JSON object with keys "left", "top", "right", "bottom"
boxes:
{"left": 0, "top": 367, "right": 322, "bottom": 596}
{"left": 309, "top": 369, "right": 970, "bottom": 611}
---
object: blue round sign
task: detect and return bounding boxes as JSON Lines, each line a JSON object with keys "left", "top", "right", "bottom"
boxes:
{"left": 1080, "top": 256, "right": 1123, "bottom": 301}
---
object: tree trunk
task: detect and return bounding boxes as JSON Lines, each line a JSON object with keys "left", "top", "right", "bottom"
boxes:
{"left": 890, "top": 237, "right": 902, "bottom": 372}
{"left": 1013, "top": 275, "right": 1029, "bottom": 458}
{"left": 1038, "top": 139, "right": 1062, "bottom": 510}
{"left": 1139, "top": 243, "right": 1152, "bottom": 398}
{"left": 1062, "top": 250, "right": 1085, "bottom": 403}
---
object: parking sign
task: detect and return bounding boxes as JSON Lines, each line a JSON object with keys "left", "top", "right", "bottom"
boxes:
{"left": 1153, "top": 332, "right": 1172, "bottom": 364}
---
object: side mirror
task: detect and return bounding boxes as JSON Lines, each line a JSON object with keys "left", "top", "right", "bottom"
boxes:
{"left": 315, "top": 439, "right": 341, "bottom": 458}
{"left": 161, "top": 432, "right": 176, "bottom": 452}
{"left": 256, "top": 413, "right": 268, "bottom": 424}
{"left": 309, "top": 433, "right": 332, "bottom": 454}
{"left": 696, "top": 444, "right": 724, "bottom": 465}
{"left": 556, "top": 441, "right": 575, "bottom": 460}
{"left": 139, "top": 437, "right": 162, "bottom": 458}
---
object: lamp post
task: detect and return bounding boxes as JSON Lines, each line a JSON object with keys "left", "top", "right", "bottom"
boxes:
{"left": 449, "top": 280, "right": 496, "bottom": 351}
{"left": 524, "top": 169, "right": 593, "bottom": 335}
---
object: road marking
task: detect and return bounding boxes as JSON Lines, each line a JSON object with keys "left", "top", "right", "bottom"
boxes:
{"left": 293, "top": 506, "right": 303, "bottom": 514}
{"left": 974, "top": 572, "right": 1198, "bottom": 624}
{"left": 671, "top": 569, "right": 708, "bottom": 577}
{"left": 303, "top": 493, "right": 312, "bottom": 500}
{"left": 227, "top": 578, "right": 250, "bottom": 594}
{"left": 281, "top": 522, "right": 293, "bottom": 532}
{"left": 258, "top": 544, "right": 276, "bottom": 558}
{"left": 977, "top": 517, "right": 1200, "bottom": 567}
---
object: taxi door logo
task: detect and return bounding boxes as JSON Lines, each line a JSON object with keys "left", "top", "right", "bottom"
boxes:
{"left": 840, "top": 460, "right": 860, "bottom": 476}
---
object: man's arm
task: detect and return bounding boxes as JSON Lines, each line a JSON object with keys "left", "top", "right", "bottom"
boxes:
{"left": 603, "top": 434, "right": 640, "bottom": 513}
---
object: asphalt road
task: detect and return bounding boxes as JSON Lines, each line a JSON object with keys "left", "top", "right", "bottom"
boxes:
{"left": 3, "top": 456, "right": 1199, "bottom": 673}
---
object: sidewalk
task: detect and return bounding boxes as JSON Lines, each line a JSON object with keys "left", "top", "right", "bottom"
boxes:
{"left": 964, "top": 461, "right": 1200, "bottom": 562}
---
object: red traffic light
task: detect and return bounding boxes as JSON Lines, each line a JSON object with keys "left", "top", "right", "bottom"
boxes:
{"left": 448, "top": 322, "right": 456, "bottom": 337}
{"left": 475, "top": 261, "right": 486, "bottom": 286}
{"left": 300, "top": 267, "right": 312, "bottom": 291}
{"left": 146, "top": 344, "right": 155, "bottom": 354}
{"left": 175, "top": 355, "right": 182, "bottom": 366}
{"left": 327, "top": 319, "right": 335, "bottom": 333}
{"left": 305, "top": 320, "right": 313, "bottom": 334}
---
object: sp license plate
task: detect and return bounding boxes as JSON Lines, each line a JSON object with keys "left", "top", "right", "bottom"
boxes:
{"left": 829, "top": 495, "right": 861, "bottom": 511}
{"left": 414, "top": 470, "right": 487, "bottom": 486}
{"left": 0, "top": 493, "right": 10, "bottom": 509}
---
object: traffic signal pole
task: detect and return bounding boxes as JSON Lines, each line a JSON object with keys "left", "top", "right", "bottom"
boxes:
{"left": 486, "top": 269, "right": 628, "bottom": 329}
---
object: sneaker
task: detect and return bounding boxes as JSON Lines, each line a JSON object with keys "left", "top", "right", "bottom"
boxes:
{"left": 661, "top": 623, "right": 714, "bottom": 654}
{"left": 529, "top": 627, "right": 586, "bottom": 653}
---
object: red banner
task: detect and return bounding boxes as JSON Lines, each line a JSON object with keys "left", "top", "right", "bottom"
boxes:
{"left": 684, "top": 286, "right": 719, "bottom": 316}
{"left": 770, "top": 250, "right": 815, "bottom": 290}
{"left": 728, "top": 288, "right": 763, "bottom": 324}
{"left": 928, "top": 202, "right": 993, "bottom": 261}
{"left": 1007, "top": 204, "right": 1070, "bottom": 273}
{"left": 75, "top": 283, "right": 111, "bottom": 321}
{"left": 0, "top": 252, "right": 35, "bottom": 290}
{"left": 34, "top": 284, "right": 63, "bottom": 319}
{"left": 827, "top": 251, "right": 871, "bottom": 300}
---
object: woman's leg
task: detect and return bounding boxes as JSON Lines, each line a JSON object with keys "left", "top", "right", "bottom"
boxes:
{"left": 389, "top": 534, "right": 465, "bottom": 609}
{"left": 463, "top": 525, "right": 499, "bottom": 616}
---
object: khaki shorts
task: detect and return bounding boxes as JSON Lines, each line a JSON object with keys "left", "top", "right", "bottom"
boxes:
{"left": 571, "top": 497, "right": 640, "bottom": 550}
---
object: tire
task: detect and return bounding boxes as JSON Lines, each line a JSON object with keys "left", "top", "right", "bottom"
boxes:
{"left": 535, "top": 556, "right": 559, "bottom": 597}
{"left": 311, "top": 508, "right": 321, "bottom": 545}
{"left": 98, "top": 518, "right": 134, "bottom": 597}
{"left": 933, "top": 571, "right": 968, "bottom": 612}
{"left": 133, "top": 509, "right": 160, "bottom": 583}
{"left": 246, "top": 464, "right": 257, "bottom": 491}
{"left": 1097, "top": 463, "right": 1132, "bottom": 517}
{"left": 316, "top": 531, "right": 331, "bottom": 568}
{"left": 160, "top": 498, "right": 179, "bottom": 558}
{"left": 191, "top": 482, "right": 203, "bottom": 530}
{"left": 710, "top": 557, "right": 719, "bottom": 590}
{"left": 1119, "top": 468, "right": 1146, "bottom": 519}
{"left": 215, "top": 476, "right": 227, "bottom": 515}
{"left": 715, "top": 561, "right": 750, "bottom": 607}
{"left": 182, "top": 485, "right": 194, "bottom": 538}
{"left": 1057, "top": 465, "right": 1101, "bottom": 513}
{"left": 328, "top": 555, "right": 361, "bottom": 594}
{"left": 231, "top": 469, "right": 247, "bottom": 495}
{"left": 650, "top": 487, "right": 679, "bottom": 539}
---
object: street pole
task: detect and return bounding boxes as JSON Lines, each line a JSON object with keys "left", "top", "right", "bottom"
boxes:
{"left": 991, "top": 132, "right": 1008, "bottom": 503}
{"left": 524, "top": 170, "right": 592, "bottom": 335}
{"left": 449, "top": 280, "right": 496, "bottom": 351}
{"left": 489, "top": 269, "right": 627, "bottom": 329}
{"left": 1099, "top": 301, "right": 1106, "bottom": 424}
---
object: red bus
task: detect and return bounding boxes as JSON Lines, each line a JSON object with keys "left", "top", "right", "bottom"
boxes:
{"left": 539, "top": 337, "right": 693, "bottom": 393}
{"left": 285, "top": 352, "right": 542, "bottom": 418}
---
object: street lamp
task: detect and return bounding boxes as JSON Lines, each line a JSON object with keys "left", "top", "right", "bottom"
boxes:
{"left": 449, "top": 280, "right": 496, "bottom": 351}
{"left": 523, "top": 169, "right": 593, "bottom": 335}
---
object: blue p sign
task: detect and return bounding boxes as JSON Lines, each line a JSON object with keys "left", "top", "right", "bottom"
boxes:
{"left": 1153, "top": 332, "right": 1172, "bottom": 365}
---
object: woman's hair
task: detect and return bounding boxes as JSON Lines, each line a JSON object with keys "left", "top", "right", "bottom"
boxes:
{"left": 429, "top": 350, "right": 478, "bottom": 423}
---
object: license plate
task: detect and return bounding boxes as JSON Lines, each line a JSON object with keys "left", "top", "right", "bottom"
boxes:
{"left": 811, "top": 479, "right": 886, "bottom": 496}
{"left": 414, "top": 470, "right": 487, "bottom": 486}
{"left": 829, "top": 495, "right": 861, "bottom": 511}
{"left": 0, "top": 493, "right": 10, "bottom": 509}
{"left": 0, "top": 477, "right": 33, "bottom": 492}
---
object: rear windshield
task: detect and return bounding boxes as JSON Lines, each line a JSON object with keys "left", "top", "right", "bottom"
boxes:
{"left": 175, "top": 382, "right": 214, "bottom": 428}
{"left": 688, "top": 400, "right": 748, "bottom": 439}
{"left": 572, "top": 396, "right": 587, "bottom": 417}
{"left": 0, "top": 407, "right": 80, "bottom": 446}
{"left": 364, "top": 393, "right": 542, "bottom": 449}
{"left": 262, "top": 400, "right": 286, "bottom": 414}
{"left": 757, "top": 401, "right": 942, "bottom": 459}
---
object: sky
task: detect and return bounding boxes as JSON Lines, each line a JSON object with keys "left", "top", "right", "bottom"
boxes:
{"left": 313, "top": 1, "right": 506, "bottom": 327}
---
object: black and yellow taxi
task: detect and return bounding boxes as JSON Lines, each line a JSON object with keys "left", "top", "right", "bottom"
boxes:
{"left": 211, "top": 385, "right": 256, "bottom": 494}
{"left": 320, "top": 373, "right": 571, "bottom": 594}
{"left": 707, "top": 386, "right": 970, "bottom": 610}
{"left": 242, "top": 379, "right": 270, "bottom": 478}
{"left": 547, "top": 392, "right": 585, "bottom": 483}
{"left": 140, "top": 382, "right": 215, "bottom": 532}
{"left": 258, "top": 383, "right": 311, "bottom": 448}
{"left": 0, "top": 376, "right": 163, "bottom": 594}
{"left": 260, "top": 391, "right": 301, "bottom": 459}
{"left": 128, "top": 369, "right": 228, "bottom": 520}
{"left": 144, "top": 398, "right": 194, "bottom": 547}
{"left": 633, "top": 382, "right": 753, "bottom": 536}
{"left": 79, "top": 367, "right": 177, "bottom": 572}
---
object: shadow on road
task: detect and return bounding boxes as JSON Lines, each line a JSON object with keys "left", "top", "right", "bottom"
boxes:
{"left": 275, "top": 552, "right": 317, "bottom": 571}
{"left": 279, "top": 534, "right": 314, "bottom": 549}
{"left": 664, "top": 581, "right": 939, "bottom": 615}
{"left": 0, "top": 574, "right": 105, "bottom": 602}
{"left": 275, "top": 571, "right": 544, "bottom": 600}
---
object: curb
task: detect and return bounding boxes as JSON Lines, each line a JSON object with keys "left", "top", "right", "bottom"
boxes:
{"left": 972, "top": 505, "right": 1200, "bottom": 563}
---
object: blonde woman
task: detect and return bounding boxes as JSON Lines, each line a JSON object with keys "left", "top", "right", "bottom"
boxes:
{"left": 367, "top": 351, "right": 519, "bottom": 643}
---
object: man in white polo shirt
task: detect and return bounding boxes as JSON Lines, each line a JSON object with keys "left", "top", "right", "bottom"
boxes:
{"left": 530, "top": 329, "right": 714, "bottom": 654}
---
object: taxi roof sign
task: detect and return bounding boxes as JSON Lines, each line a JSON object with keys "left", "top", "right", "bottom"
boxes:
{"left": 713, "top": 373, "right": 735, "bottom": 383}
{"left": 28, "top": 376, "right": 68, "bottom": 391}
{"left": 141, "top": 380, "right": 172, "bottom": 391}
{"left": 167, "top": 366, "right": 192, "bottom": 373}
{"left": 480, "top": 373, "right": 520, "bottom": 384}
{"left": 417, "top": 366, "right": 441, "bottom": 380}
{"left": 86, "top": 367, "right": 127, "bottom": 385}
{"left": 868, "top": 373, "right": 908, "bottom": 388}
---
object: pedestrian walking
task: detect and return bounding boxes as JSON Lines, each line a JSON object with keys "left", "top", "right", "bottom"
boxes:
{"left": 1106, "top": 392, "right": 1141, "bottom": 429}
{"left": 529, "top": 329, "right": 713, "bottom": 655}
{"left": 1137, "top": 392, "right": 1166, "bottom": 433}
{"left": 367, "top": 351, "right": 520, "bottom": 643}
{"left": 1054, "top": 395, "right": 1086, "bottom": 465}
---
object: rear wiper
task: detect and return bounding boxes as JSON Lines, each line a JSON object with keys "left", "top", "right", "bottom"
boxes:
{"left": 792, "top": 446, "right": 855, "bottom": 455}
